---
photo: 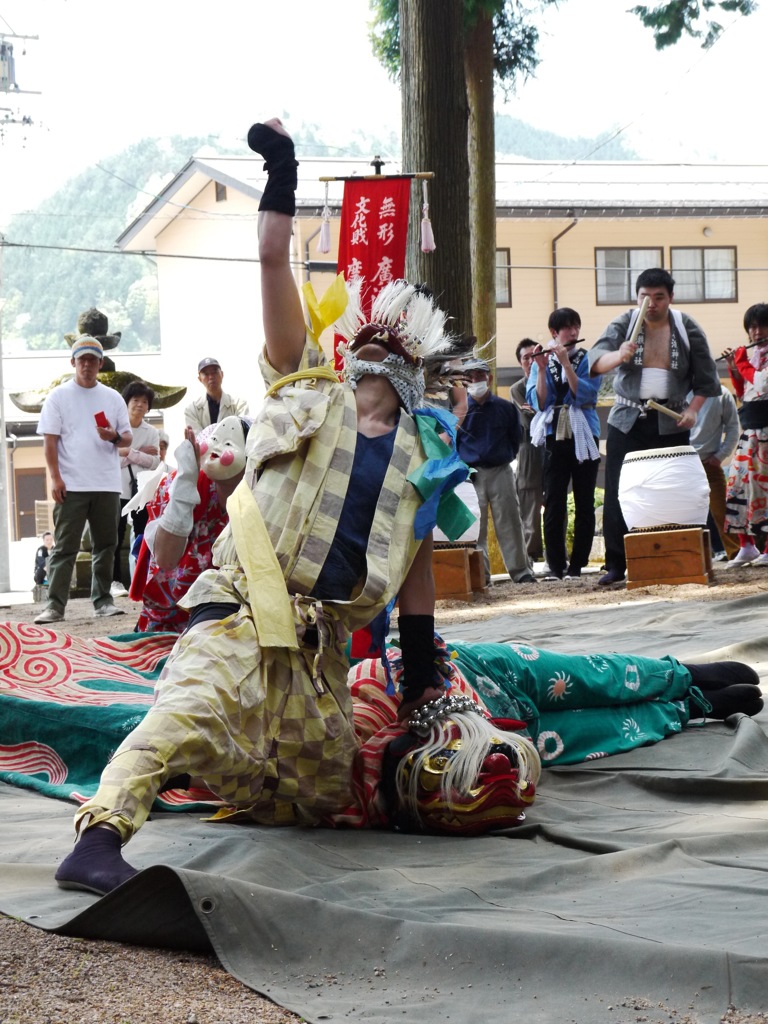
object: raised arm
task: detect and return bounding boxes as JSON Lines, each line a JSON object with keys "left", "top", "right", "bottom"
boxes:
{"left": 589, "top": 311, "right": 634, "bottom": 377}
{"left": 248, "top": 118, "right": 307, "bottom": 376}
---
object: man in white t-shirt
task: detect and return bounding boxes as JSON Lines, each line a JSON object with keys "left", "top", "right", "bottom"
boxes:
{"left": 35, "top": 336, "right": 133, "bottom": 624}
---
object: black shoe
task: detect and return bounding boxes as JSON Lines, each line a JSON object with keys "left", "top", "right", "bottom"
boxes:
{"left": 514, "top": 573, "right": 537, "bottom": 584}
{"left": 565, "top": 567, "right": 582, "bottom": 578}
{"left": 597, "top": 569, "right": 625, "bottom": 587}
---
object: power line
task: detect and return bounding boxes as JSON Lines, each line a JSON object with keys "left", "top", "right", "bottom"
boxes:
{"left": 5, "top": 239, "right": 768, "bottom": 276}
{"left": 0, "top": 238, "right": 306, "bottom": 266}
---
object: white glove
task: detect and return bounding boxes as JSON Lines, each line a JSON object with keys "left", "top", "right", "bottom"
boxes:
{"left": 160, "top": 439, "right": 201, "bottom": 538}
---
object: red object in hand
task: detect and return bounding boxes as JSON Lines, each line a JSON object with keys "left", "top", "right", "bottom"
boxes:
{"left": 94, "top": 411, "right": 109, "bottom": 428}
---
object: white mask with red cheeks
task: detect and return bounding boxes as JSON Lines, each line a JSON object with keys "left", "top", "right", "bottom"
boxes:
{"left": 198, "top": 416, "right": 247, "bottom": 481}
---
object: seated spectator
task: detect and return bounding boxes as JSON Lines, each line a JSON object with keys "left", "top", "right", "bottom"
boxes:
{"left": 32, "top": 531, "right": 54, "bottom": 601}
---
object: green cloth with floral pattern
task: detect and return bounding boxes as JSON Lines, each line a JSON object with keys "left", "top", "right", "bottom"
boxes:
{"left": 449, "top": 640, "right": 695, "bottom": 766}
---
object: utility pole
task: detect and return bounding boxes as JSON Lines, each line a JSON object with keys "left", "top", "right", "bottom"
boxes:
{"left": 0, "top": 28, "right": 40, "bottom": 589}
{"left": 0, "top": 235, "right": 11, "bottom": 591}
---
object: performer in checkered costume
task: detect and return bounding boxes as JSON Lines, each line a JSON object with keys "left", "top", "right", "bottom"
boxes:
{"left": 55, "top": 117, "right": 487, "bottom": 895}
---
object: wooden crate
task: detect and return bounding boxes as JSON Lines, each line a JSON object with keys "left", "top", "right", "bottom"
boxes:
{"left": 433, "top": 545, "right": 488, "bottom": 601}
{"left": 624, "top": 527, "right": 713, "bottom": 590}
{"left": 468, "top": 549, "right": 486, "bottom": 592}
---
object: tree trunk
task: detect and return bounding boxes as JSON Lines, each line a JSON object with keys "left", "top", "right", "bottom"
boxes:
{"left": 399, "top": 0, "right": 473, "bottom": 337}
{"left": 464, "top": 9, "right": 497, "bottom": 374}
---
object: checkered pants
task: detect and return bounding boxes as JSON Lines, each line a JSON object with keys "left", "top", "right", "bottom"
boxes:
{"left": 75, "top": 607, "right": 358, "bottom": 841}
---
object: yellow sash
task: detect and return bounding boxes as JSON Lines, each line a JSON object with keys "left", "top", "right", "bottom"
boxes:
{"left": 227, "top": 479, "right": 298, "bottom": 650}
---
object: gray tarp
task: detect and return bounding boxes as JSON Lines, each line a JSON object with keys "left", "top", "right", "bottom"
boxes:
{"left": 2, "top": 594, "right": 768, "bottom": 1023}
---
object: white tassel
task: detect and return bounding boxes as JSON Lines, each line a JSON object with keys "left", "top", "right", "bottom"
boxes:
{"left": 317, "top": 181, "right": 332, "bottom": 254}
{"left": 318, "top": 218, "right": 331, "bottom": 254}
{"left": 420, "top": 179, "right": 436, "bottom": 253}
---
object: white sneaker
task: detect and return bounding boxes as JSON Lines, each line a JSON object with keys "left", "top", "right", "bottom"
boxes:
{"left": 712, "top": 551, "right": 728, "bottom": 563}
{"left": 751, "top": 552, "right": 768, "bottom": 566}
{"left": 110, "top": 581, "right": 129, "bottom": 597}
{"left": 94, "top": 603, "right": 126, "bottom": 618}
{"left": 727, "top": 545, "right": 761, "bottom": 566}
{"left": 34, "top": 607, "right": 64, "bottom": 624}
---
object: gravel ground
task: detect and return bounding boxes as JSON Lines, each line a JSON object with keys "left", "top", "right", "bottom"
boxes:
{"left": 0, "top": 915, "right": 299, "bottom": 1024}
{"left": 2, "top": 562, "right": 768, "bottom": 1023}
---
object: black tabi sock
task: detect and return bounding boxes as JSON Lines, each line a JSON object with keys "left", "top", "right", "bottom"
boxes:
{"left": 55, "top": 826, "right": 138, "bottom": 896}
{"left": 247, "top": 122, "right": 298, "bottom": 216}
{"left": 683, "top": 661, "right": 760, "bottom": 691}
{"left": 694, "top": 683, "right": 764, "bottom": 720}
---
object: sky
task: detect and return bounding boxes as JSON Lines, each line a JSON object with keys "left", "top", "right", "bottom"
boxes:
{"left": 0, "top": 0, "right": 766, "bottom": 228}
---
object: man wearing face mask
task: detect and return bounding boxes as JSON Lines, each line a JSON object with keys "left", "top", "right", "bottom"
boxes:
{"left": 456, "top": 358, "right": 536, "bottom": 585}
{"left": 129, "top": 417, "right": 249, "bottom": 633}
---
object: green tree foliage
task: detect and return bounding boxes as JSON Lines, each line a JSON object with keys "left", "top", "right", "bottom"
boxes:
{"left": 1, "top": 126, "right": 407, "bottom": 354}
{"left": 1, "top": 134, "right": 236, "bottom": 352}
{"left": 631, "top": 0, "right": 757, "bottom": 49}
{"left": 371, "top": 0, "right": 757, "bottom": 73}
{"left": 369, "top": 0, "right": 558, "bottom": 91}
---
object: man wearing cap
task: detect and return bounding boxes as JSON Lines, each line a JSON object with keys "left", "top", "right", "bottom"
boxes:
{"left": 456, "top": 358, "right": 536, "bottom": 585}
{"left": 184, "top": 357, "right": 250, "bottom": 433}
{"left": 34, "top": 337, "right": 132, "bottom": 624}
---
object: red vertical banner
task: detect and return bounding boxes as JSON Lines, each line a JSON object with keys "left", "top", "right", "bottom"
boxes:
{"left": 335, "top": 177, "right": 411, "bottom": 368}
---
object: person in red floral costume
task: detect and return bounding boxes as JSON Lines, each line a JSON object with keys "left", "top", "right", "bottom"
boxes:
{"left": 129, "top": 417, "right": 248, "bottom": 632}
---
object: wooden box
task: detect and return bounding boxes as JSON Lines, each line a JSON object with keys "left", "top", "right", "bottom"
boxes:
{"left": 433, "top": 545, "right": 488, "bottom": 601}
{"left": 624, "top": 527, "right": 713, "bottom": 590}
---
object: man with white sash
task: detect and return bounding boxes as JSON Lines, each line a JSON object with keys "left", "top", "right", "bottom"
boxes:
{"left": 528, "top": 307, "right": 601, "bottom": 580}
{"left": 589, "top": 268, "right": 719, "bottom": 586}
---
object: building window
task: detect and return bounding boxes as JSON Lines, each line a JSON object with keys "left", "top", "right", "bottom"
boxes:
{"left": 670, "top": 247, "right": 737, "bottom": 302}
{"left": 595, "top": 248, "right": 663, "bottom": 304}
{"left": 215, "top": 181, "right": 227, "bottom": 203}
{"left": 496, "top": 248, "right": 511, "bottom": 307}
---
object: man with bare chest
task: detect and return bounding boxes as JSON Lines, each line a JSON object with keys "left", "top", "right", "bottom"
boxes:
{"left": 589, "top": 268, "right": 720, "bottom": 586}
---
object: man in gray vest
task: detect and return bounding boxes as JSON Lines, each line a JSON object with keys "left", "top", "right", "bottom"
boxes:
{"left": 589, "top": 268, "right": 719, "bottom": 586}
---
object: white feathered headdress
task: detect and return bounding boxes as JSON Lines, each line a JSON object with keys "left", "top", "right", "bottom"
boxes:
{"left": 334, "top": 279, "right": 475, "bottom": 412}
